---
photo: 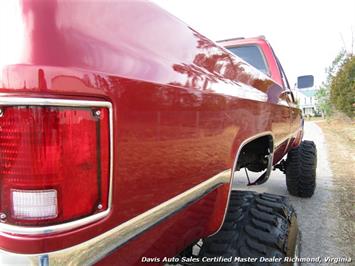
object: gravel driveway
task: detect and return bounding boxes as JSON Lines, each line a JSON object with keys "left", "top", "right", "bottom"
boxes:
{"left": 233, "top": 122, "right": 353, "bottom": 263}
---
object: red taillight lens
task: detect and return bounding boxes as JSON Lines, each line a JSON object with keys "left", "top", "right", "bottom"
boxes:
{"left": 0, "top": 105, "right": 110, "bottom": 226}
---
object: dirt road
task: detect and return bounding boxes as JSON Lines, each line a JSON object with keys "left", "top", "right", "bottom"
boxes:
{"left": 233, "top": 122, "right": 353, "bottom": 263}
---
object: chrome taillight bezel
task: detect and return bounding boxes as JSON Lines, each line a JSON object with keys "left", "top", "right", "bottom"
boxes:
{"left": 0, "top": 97, "right": 113, "bottom": 235}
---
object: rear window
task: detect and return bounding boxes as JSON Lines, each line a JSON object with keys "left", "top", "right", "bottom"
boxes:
{"left": 227, "top": 45, "right": 269, "bottom": 75}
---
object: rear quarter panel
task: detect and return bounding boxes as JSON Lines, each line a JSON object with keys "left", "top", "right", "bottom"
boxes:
{"left": 0, "top": 0, "right": 296, "bottom": 263}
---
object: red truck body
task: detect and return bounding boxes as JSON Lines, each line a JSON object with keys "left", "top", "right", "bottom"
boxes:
{"left": 0, "top": 1, "right": 302, "bottom": 265}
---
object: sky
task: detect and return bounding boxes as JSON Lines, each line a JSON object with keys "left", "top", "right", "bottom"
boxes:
{"left": 152, "top": 0, "right": 355, "bottom": 88}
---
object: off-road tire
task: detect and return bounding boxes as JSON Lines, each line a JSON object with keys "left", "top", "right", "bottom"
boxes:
{"left": 197, "top": 191, "right": 300, "bottom": 265}
{"left": 285, "top": 140, "right": 317, "bottom": 198}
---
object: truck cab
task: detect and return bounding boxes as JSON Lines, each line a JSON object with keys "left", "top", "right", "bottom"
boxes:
{"left": 218, "top": 37, "right": 292, "bottom": 92}
{"left": 219, "top": 37, "right": 307, "bottom": 161}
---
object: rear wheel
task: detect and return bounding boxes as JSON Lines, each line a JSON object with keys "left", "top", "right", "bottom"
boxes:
{"left": 195, "top": 191, "right": 300, "bottom": 265}
{"left": 285, "top": 140, "right": 317, "bottom": 198}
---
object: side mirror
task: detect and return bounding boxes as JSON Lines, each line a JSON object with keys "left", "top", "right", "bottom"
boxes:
{"left": 297, "top": 75, "right": 314, "bottom": 89}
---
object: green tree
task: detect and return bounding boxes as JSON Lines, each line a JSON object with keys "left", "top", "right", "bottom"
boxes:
{"left": 316, "top": 85, "right": 332, "bottom": 117}
{"left": 315, "top": 50, "right": 347, "bottom": 117}
{"left": 330, "top": 55, "right": 355, "bottom": 118}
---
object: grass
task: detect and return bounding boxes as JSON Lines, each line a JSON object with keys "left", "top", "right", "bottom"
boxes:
{"left": 315, "top": 116, "right": 355, "bottom": 247}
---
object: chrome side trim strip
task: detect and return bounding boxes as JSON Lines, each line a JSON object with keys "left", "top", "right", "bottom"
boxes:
{"left": 0, "top": 170, "right": 230, "bottom": 265}
{"left": 0, "top": 97, "right": 114, "bottom": 235}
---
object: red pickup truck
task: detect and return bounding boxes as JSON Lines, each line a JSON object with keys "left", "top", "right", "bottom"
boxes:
{"left": 0, "top": 1, "right": 316, "bottom": 265}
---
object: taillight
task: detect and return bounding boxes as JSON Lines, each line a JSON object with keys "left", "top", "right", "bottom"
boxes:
{"left": 0, "top": 102, "right": 110, "bottom": 227}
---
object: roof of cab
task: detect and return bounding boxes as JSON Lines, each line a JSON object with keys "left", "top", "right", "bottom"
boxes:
{"left": 217, "top": 36, "right": 267, "bottom": 48}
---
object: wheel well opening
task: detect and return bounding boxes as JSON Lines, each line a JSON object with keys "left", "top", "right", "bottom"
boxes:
{"left": 235, "top": 135, "right": 273, "bottom": 173}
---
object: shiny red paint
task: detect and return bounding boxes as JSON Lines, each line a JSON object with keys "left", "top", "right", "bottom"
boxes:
{"left": 0, "top": 0, "right": 302, "bottom": 264}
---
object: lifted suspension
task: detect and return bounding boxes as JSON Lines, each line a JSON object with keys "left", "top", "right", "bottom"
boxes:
{"left": 274, "top": 159, "right": 286, "bottom": 174}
